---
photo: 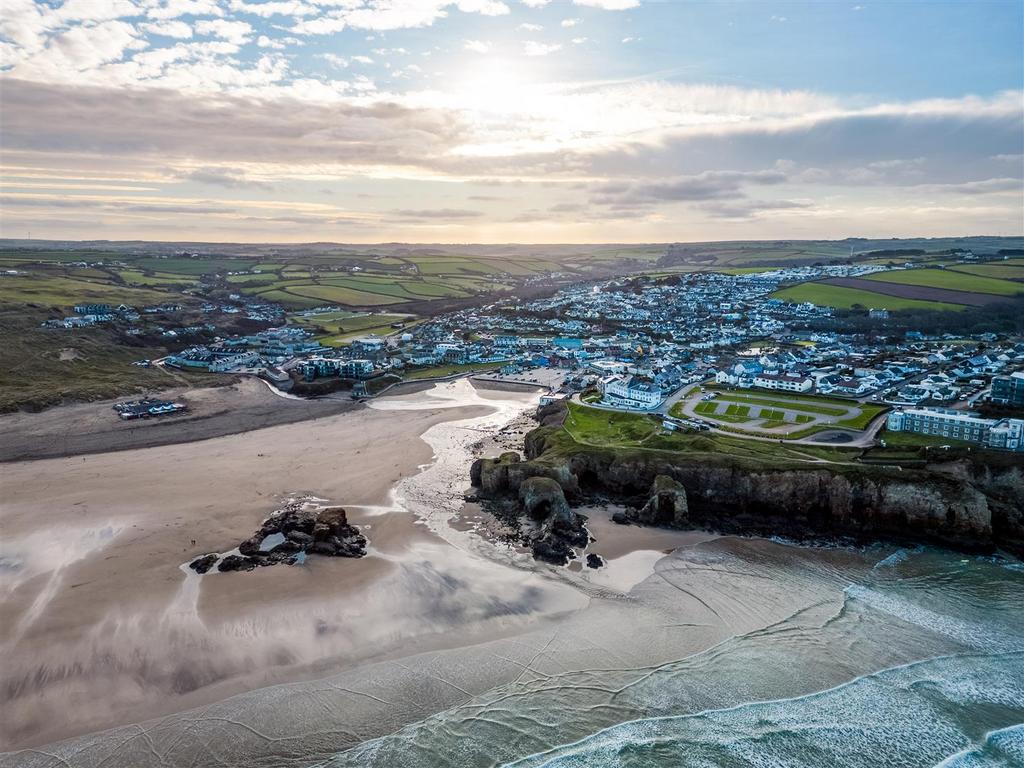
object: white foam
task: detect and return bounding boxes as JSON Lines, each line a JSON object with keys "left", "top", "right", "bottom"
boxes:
{"left": 844, "top": 585, "right": 1024, "bottom": 653}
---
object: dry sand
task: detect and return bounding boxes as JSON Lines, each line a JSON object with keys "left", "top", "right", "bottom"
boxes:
{"left": 0, "top": 377, "right": 358, "bottom": 463}
{"left": 0, "top": 379, "right": 585, "bottom": 749}
{"left": 0, "top": 378, "right": 721, "bottom": 762}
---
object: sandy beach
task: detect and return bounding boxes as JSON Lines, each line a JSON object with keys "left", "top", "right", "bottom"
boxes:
{"left": 0, "top": 377, "right": 359, "bottom": 463}
{"left": 4, "top": 378, "right": 1021, "bottom": 768}
{"left": 1, "top": 379, "right": 578, "bottom": 749}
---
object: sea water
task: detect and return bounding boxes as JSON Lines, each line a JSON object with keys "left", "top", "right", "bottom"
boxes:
{"left": 322, "top": 543, "right": 1024, "bottom": 768}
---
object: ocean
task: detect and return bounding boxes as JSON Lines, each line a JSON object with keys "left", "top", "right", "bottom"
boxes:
{"left": 322, "top": 543, "right": 1024, "bottom": 768}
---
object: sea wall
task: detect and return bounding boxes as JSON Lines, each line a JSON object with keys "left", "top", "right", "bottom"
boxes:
{"left": 471, "top": 426, "right": 1024, "bottom": 556}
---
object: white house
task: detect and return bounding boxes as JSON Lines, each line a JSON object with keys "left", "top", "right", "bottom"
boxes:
{"left": 601, "top": 375, "right": 664, "bottom": 410}
{"left": 753, "top": 373, "right": 813, "bottom": 393}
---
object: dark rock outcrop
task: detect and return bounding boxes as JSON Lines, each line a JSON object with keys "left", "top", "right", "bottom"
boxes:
{"left": 586, "top": 553, "right": 605, "bottom": 569}
{"left": 634, "top": 475, "right": 688, "bottom": 527}
{"left": 519, "top": 476, "right": 570, "bottom": 520}
{"left": 518, "top": 476, "right": 590, "bottom": 565}
{"left": 189, "top": 553, "right": 218, "bottom": 574}
{"left": 202, "top": 502, "right": 367, "bottom": 574}
{"left": 472, "top": 424, "right": 1024, "bottom": 557}
{"left": 218, "top": 554, "right": 258, "bottom": 572}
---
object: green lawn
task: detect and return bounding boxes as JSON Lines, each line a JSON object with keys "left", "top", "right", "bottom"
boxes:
{"left": 561, "top": 403, "right": 858, "bottom": 463}
{"left": 876, "top": 429, "right": 976, "bottom": 449}
{"left": 711, "top": 392, "right": 848, "bottom": 416}
{"left": 403, "top": 361, "right": 499, "bottom": 380}
{"left": 836, "top": 404, "right": 888, "bottom": 430}
{"left": 771, "top": 282, "right": 966, "bottom": 312}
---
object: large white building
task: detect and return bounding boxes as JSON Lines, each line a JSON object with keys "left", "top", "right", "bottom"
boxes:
{"left": 753, "top": 373, "right": 813, "bottom": 393}
{"left": 601, "top": 374, "right": 664, "bottom": 410}
{"left": 886, "top": 406, "right": 1023, "bottom": 452}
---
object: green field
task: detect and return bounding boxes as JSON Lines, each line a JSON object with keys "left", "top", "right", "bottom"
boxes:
{"left": 133, "top": 257, "right": 255, "bottom": 275}
{"left": 673, "top": 389, "right": 887, "bottom": 436}
{"left": 863, "top": 268, "right": 1024, "bottom": 296}
{"left": 946, "top": 263, "right": 1024, "bottom": 280}
{"left": 877, "top": 429, "right": 975, "bottom": 449}
{"left": 291, "top": 311, "right": 410, "bottom": 346}
{"left": 770, "top": 282, "right": 966, "bottom": 312}
{"left": 274, "top": 283, "right": 411, "bottom": 307}
{"left": 562, "top": 403, "right": 856, "bottom": 463}
{"left": 403, "top": 361, "right": 500, "bottom": 380}
{"left": 708, "top": 392, "right": 848, "bottom": 415}
{"left": 0, "top": 274, "right": 177, "bottom": 309}
{"left": 0, "top": 307, "right": 226, "bottom": 411}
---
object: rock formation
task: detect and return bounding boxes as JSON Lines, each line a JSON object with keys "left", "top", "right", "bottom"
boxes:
{"left": 189, "top": 502, "right": 367, "bottom": 574}
{"left": 634, "top": 474, "right": 688, "bottom": 527}
{"left": 471, "top": 424, "right": 1024, "bottom": 557}
{"left": 518, "top": 476, "right": 590, "bottom": 565}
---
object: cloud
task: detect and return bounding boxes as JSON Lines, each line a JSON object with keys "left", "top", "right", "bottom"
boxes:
{"left": 571, "top": 37, "right": 587, "bottom": 44}
{"left": 195, "top": 18, "right": 253, "bottom": 44}
{"left": 523, "top": 40, "right": 561, "bottom": 56}
{"left": 590, "top": 170, "right": 787, "bottom": 208}
{"left": 923, "top": 178, "right": 1022, "bottom": 195}
{"left": 520, "top": 0, "right": 549, "bottom": 7}
{"left": 561, "top": 17, "right": 580, "bottom": 27}
{"left": 139, "top": 20, "right": 194, "bottom": 38}
{"left": 290, "top": 14, "right": 347, "bottom": 34}
{"left": 463, "top": 39, "right": 490, "bottom": 53}
{"left": 456, "top": 0, "right": 510, "bottom": 16}
{"left": 573, "top": 0, "right": 638, "bottom": 9}
{"left": 256, "top": 34, "right": 285, "bottom": 48}
{"left": 228, "top": 0, "right": 314, "bottom": 17}
{"left": 699, "top": 199, "right": 813, "bottom": 219}
{"left": 391, "top": 208, "right": 483, "bottom": 218}
{"left": 181, "top": 166, "right": 271, "bottom": 189}
{"left": 517, "top": 22, "right": 542, "bottom": 31}
{"left": 147, "top": 0, "right": 224, "bottom": 20}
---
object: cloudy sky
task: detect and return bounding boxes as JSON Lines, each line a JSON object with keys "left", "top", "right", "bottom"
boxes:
{"left": 1, "top": 0, "right": 1022, "bottom": 243}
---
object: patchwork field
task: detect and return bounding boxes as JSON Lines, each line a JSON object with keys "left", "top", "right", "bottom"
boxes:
{"left": 770, "top": 282, "right": 967, "bottom": 312}
{"left": 862, "top": 268, "right": 1024, "bottom": 296}
{"left": 945, "top": 263, "right": 1024, "bottom": 281}
{"left": 821, "top": 278, "right": 1003, "bottom": 308}
{"left": 773, "top": 263, "right": 1024, "bottom": 312}
{"left": 290, "top": 311, "right": 412, "bottom": 346}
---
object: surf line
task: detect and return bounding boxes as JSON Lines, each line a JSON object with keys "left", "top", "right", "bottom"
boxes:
{"left": 497, "top": 650, "right": 1024, "bottom": 768}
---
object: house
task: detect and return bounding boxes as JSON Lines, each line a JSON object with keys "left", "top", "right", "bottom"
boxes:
{"left": 991, "top": 371, "right": 1024, "bottom": 407}
{"left": 752, "top": 373, "right": 813, "bottom": 393}
{"left": 74, "top": 303, "right": 111, "bottom": 315}
{"left": 601, "top": 375, "right": 664, "bottom": 410}
{"left": 887, "top": 406, "right": 1023, "bottom": 452}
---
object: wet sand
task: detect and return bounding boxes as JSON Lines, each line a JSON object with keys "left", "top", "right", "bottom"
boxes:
{"left": 0, "top": 377, "right": 359, "bottom": 463}
{"left": 9, "top": 378, "right": 997, "bottom": 768}
{"left": 1, "top": 380, "right": 588, "bottom": 750}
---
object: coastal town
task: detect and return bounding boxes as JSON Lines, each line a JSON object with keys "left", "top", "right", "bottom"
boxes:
{"left": 55, "top": 258, "right": 1023, "bottom": 453}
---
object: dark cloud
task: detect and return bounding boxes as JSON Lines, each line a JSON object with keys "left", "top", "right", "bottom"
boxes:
{"left": 0, "top": 78, "right": 468, "bottom": 172}
{"left": 390, "top": 208, "right": 483, "bottom": 219}
{"left": 182, "top": 166, "right": 271, "bottom": 190}
{"left": 590, "top": 170, "right": 786, "bottom": 208}
{"left": 699, "top": 199, "right": 814, "bottom": 219}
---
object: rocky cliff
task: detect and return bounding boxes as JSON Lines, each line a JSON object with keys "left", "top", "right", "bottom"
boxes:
{"left": 471, "top": 426, "right": 1024, "bottom": 557}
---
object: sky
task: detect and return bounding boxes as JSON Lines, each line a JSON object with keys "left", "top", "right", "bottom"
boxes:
{"left": 1, "top": 0, "right": 1022, "bottom": 244}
